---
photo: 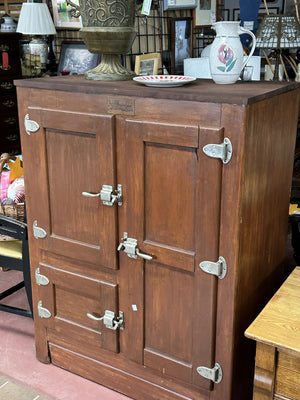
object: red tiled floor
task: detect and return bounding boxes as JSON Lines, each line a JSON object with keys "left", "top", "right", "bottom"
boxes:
{"left": 0, "top": 271, "right": 131, "bottom": 400}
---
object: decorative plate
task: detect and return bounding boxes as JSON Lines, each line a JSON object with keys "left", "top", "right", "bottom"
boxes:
{"left": 133, "top": 75, "right": 196, "bottom": 87}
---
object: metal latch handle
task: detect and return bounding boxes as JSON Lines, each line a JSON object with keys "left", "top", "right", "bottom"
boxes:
{"left": 86, "top": 313, "right": 104, "bottom": 321}
{"left": 136, "top": 249, "right": 153, "bottom": 260}
{"left": 82, "top": 192, "right": 101, "bottom": 197}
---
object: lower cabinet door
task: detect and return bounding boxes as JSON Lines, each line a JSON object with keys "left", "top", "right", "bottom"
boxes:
{"left": 36, "top": 264, "right": 120, "bottom": 353}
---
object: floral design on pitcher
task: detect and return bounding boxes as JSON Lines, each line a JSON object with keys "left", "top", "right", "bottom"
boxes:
{"left": 217, "top": 44, "right": 237, "bottom": 72}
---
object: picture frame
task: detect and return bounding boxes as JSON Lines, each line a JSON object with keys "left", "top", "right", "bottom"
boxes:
{"left": 51, "top": 0, "right": 82, "bottom": 28}
{"left": 233, "top": 8, "right": 241, "bottom": 21}
{"left": 163, "top": 0, "right": 197, "bottom": 10}
{"left": 170, "top": 17, "right": 192, "bottom": 75}
{"left": 194, "top": 0, "right": 217, "bottom": 27}
{"left": 135, "top": 52, "right": 160, "bottom": 75}
{"left": 58, "top": 41, "right": 100, "bottom": 75}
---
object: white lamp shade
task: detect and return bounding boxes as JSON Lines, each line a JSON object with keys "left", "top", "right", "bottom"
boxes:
{"left": 17, "top": 3, "right": 56, "bottom": 35}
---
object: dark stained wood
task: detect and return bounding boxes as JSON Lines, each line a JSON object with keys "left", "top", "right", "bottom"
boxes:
{"left": 15, "top": 77, "right": 300, "bottom": 400}
{"left": 22, "top": 106, "right": 118, "bottom": 270}
{"left": 15, "top": 75, "right": 300, "bottom": 106}
{"left": 38, "top": 264, "right": 119, "bottom": 353}
{"left": 49, "top": 343, "right": 207, "bottom": 400}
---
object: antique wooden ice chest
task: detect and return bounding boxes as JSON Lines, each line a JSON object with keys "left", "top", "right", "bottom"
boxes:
{"left": 15, "top": 76, "right": 300, "bottom": 400}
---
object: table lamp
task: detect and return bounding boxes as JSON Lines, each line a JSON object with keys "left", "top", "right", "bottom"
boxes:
{"left": 256, "top": 14, "right": 300, "bottom": 80}
{"left": 16, "top": 1, "right": 56, "bottom": 69}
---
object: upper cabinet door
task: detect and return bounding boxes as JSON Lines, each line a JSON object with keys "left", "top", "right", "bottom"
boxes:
{"left": 117, "top": 118, "right": 224, "bottom": 391}
{"left": 22, "top": 106, "right": 118, "bottom": 270}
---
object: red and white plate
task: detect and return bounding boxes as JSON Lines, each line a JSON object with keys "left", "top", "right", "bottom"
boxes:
{"left": 133, "top": 75, "right": 196, "bottom": 87}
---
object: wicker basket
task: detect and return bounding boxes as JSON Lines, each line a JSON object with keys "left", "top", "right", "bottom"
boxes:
{"left": 0, "top": 153, "right": 25, "bottom": 223}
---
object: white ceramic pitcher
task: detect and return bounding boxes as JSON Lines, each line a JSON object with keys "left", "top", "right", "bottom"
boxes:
{"left": 209, "top": 21, "right": 256, "bottom": 84}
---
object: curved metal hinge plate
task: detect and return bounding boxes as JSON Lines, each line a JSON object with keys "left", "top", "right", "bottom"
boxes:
{"left": 38, "top": 300, "right": 51, "bottom": 318}
{"left": 33, "top": 220, "right": 47, "bottom": 239}
{"left": 35, "top": 268, "right": 49, "bottom": 286}
{"left": 203, "top": 137, "right": 232, "bottom": 164}
{"left": 24, "top": 114, "right": 40, "bottom": 135}
{"left": 197, "top": 362, "right": 223, "bottom": 384}
{"left": 199, "top": 256, "right": 227, "bottom": 279}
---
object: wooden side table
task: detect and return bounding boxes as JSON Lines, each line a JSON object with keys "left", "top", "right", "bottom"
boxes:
{"left": 245, "top": 267, "right": 300, "bottom": 400}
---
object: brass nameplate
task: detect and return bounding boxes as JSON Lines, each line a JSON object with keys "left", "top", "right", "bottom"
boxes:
{"left": 108, "top": 96, "right": 135, "bottom": 115}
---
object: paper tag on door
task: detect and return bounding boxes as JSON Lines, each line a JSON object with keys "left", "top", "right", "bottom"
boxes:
{"left": 142, "top": 0, "right": 152, "bottom": 15}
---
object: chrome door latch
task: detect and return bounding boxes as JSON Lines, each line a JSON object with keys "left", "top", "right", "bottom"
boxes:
{"left": 24, "top": 114, "right": 40, "bottom": 135}
{"left": 203, "top": 137, "right": 232, "bottom": 164}
{"left": 118, "top": 232, "right": 153, "bottom": 260}
{"left": 197, "top": 363, "right": 223, "bottom": 384}
{"left": 87, "top": 310, "right": 124, "bottom": 330}
{"left": 82, "top": 184, "right": 122, "bottom": 206}
{"left": 100, "top": 184, "right": 123, "bottom": 206}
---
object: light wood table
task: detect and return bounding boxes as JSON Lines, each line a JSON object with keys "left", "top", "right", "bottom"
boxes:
{"left": 245, "top": 267, "right": 300, "bottom": 400}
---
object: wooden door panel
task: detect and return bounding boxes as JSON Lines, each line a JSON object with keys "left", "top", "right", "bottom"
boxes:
{"left": 145, "top": 264, "right": 193, "bottom": 360}
{"left": 144, "top": 348, "right": 192, "bottom": 384}
{"left": 47, "top": 129, "right": 101, "bottom": 245}
{"left": 25, "top": 107, "right": 118, "bottom": 270}
{"left": 119, "top": 119, "right": 223, "bottom": 390}
{"left": 144, "top": 143, "right": 196, "bottom": 252}
{"left": 37, "top": 264, "right": 119, "bottom": 353}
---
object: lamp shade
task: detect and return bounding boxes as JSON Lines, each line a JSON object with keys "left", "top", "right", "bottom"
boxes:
{"left": 256, "top": 15, "right": 300, "bottom": 49}
{"left": 16, "top": 2, "right": 56, "bottom": 35}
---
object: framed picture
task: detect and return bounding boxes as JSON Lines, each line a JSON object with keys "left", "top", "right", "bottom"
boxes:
{"left": 194, "top": 0, "right": 217, "bottom": 27}
{"left": 135, "top": 52, "right": 160, "bottom": 75}
{"left": 170, "top": 18, "right": 192, "bottom": 75}
{"left": 58, "top": 41, "right": 99, "bottom": 75}
{"left": 233, "top": 8, "right": 240, "bottom": 21}
{"left": 163, "top": 0, "right": 197, "bottom": 10}
{"left": 51, "top": 0, "right": 82, "bottom": 28}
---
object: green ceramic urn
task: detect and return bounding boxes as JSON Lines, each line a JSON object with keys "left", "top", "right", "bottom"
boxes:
{"left": 68, "top": 0, "right": 137, "bottom": 80}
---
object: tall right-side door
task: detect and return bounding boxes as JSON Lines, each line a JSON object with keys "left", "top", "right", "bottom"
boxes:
{"left": 117, "top": 117, "right": 224, "bottom": 392}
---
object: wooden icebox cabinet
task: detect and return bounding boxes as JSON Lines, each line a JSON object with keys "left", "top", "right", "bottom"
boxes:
{"left": 15, "top": 77, "right": 300, "bottom": 400}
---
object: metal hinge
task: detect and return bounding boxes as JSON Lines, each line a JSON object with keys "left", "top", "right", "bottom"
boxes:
{"left": 35, "top": 268, "right": 49, "bottom": 286}
{"left": 37, "top": 300, "right": 51, "bottom": 318}
{"left": 118, "top": 232, "right": 152, "bottom": 260}
{"left": 197, "top": 363, "right": 223, "bottom": 384}
{"left": 199, "top": 256, "right": 227, "bottom": 279}
{"left": 203, "top": 137, "right": 232, "bottom": 164}
{"left": 24, "top": 114, "right": 40, "bottom": 135}
{"left": 33, "top": 220, "right": 47, "bottom": 239}
{"left": 87, "top": 310, "right": 124, "bottom": 330}
{"left": 82, "top": 184, "right": 123, "bottom": 206}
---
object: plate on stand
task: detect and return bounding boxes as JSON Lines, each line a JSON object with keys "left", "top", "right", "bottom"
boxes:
{"left": 133, "top": 75, "right": 196, "bottom": 87}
